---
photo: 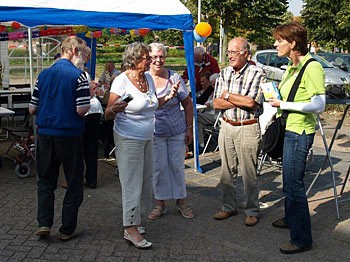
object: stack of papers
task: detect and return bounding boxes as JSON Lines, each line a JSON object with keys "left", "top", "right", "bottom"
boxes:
{"left": 261, "top": 82, "right": 281, "bottom": 100}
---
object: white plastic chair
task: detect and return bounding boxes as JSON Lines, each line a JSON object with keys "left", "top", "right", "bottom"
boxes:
{"left": 201, "top": 112, "right": 221, "bottom": 155}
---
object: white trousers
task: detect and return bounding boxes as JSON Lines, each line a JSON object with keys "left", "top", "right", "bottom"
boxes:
{"left": 114, "top": 132, "right": 153, "bottom": 227}
{"left": 153, "top": 133, "right": 187, "bottom": 200}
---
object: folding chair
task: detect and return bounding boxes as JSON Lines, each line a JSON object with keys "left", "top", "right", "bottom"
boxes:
{"left": 8, "top": 94, "right": 31, "bottom": 126}
{"left": 257, "top": 102, "right": 278, "bottom": 175}
{"left": 0, "top": 96, "right": 11, "bottom": 140}
{"left": 201, "top": 112, "right": 221, "bottom": 155}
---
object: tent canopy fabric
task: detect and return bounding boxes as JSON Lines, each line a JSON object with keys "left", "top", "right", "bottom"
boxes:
{"left": 0, "top": 0, "right": 193, "bottom": 30}
{"left": 0, "top": 0, "right": 202, "bottom": 172}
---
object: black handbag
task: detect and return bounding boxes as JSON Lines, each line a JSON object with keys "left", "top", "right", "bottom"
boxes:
{"left": 326, "top": 84, "right": 347, "bottom": 99}
{"left": 262, "top": 58, "right": 316, "bottom": 159}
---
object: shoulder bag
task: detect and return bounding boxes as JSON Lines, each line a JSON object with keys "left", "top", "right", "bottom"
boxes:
{"left": 262, "top": 58, "right": 316, "bottom": 159}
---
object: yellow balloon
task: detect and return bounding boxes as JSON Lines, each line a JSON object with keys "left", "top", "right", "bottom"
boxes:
{"left": 195, "top": 22, "right": 212, "bottom": 37}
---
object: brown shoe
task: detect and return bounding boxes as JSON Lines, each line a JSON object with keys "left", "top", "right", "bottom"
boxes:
{"left": 35, "top": 226, "right": 51, "bottom": 237}
{"left": 272, "top": 217, "right": 289, "bottom": 229}
{"left": 279, "top": 242, "right": 312, "bottom": 254}
{"left": 213, "top": 210, "right": 238, "bottom": 220}
{"left": 59, "top": 228, "right": 83, "bottom": 242}
{"left": 245, "top": 216, "right": 259, "bottom": 226}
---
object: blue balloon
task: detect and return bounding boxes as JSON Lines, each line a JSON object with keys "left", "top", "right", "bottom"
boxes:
{"left": 193, "top": 31, "right": 206, "bottom": 43}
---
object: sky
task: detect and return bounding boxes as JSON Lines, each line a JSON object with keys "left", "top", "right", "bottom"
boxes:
{"left": 288, "top": 0, "right": 303, "bottom": 16}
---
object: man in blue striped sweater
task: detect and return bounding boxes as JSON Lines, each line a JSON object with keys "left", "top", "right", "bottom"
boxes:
{"left": 29, "top": 36, "right": 90, "bottom": 242}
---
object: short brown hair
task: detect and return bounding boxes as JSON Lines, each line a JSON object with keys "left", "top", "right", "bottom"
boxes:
{"left": 273, "top": 22, "right": 308, "bottom": 55}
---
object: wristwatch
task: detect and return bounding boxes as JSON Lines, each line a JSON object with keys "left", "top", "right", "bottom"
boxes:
{"left": 224, "top": 93, "right": 230, "bottom": 101}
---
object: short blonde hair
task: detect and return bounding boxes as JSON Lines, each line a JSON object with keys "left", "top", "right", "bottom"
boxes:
{"left": 60, "top": 36, "right": 86, "bottom": 55}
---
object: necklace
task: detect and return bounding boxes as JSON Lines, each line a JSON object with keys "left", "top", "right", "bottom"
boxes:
{"left": 128, "top": 71, "right": 148, "bottom": 92}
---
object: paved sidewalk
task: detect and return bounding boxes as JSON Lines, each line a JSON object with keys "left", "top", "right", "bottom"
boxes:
{"left": 0, "top": 124, "right": 349, "bottom": 261}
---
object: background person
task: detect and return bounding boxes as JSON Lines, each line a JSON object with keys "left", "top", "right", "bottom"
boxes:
{"left": 98, "top": 61, "right": 120, "bottom": 159}
{"left": 196, "top": 73, "right": 219, "bottom": 153}
{"left": 29, "top": 36, "right": 90, "bottom": 241}
{"left": 98, "top": 61, "right": 120, "bottom": 93}
{"left": 148, "top": 42, "right": 194, "bottom": 220}
{"left": 78, "top": 46, "right": 104, "bottom": 189}
{"left": 61, "top": 46, "right": 103, "bottom": 190}
{"left": 105, "top": 42, "right": 177, "bottom": 249}
{"left": 182, "top": 46, "right": 220, "bottom": 92}
{"left": 196, "top": 71, "right": 214, "bottom": 105}
{"left": 212, "top": 37, "right": 265, "bottom": 227}
{"left": 269, "top": 22, "right": 325, "bottom": 255}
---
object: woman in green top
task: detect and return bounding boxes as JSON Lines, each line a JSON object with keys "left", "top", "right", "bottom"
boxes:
{"left": 268, "top": 22, "right": 326, "bottom": 254}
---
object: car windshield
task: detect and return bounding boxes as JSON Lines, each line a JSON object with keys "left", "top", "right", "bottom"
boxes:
{"left": 310, "top": 54, "right": 335, "bottom": 68}
{"left": 318, "top": 53, "right": 350, "bottom": 71}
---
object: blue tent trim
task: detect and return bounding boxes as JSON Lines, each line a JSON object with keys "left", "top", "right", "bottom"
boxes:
{"left": 0, "top": 7, "right": 193, "bottom": 30}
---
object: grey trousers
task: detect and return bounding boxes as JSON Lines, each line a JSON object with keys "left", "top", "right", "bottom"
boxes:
{"left": 197, "top": 112, "right": 217, "bottom": 146}
{"left": 114, "top": 132, "right": 153, "bottom": 227}
{"left": 218, "top": 121, "right": 261, "bottom": 217}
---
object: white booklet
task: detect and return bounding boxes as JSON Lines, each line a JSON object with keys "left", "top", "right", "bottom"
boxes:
{"left": 261, "top": 81, "right": 281, "bottom": 100}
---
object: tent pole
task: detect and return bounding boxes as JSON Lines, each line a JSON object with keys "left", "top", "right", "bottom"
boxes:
{"left": 27, "top": 27, "right": 34, "bottom": 91}
{"left": 27, "top": 27, "right": 37, "bottom": 151}
{"left": 184, "top": 31, "right": 202, "bottom": 173}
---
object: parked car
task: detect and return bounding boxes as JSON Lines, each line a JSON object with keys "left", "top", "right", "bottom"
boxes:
{"left": 317, "top": 52, "right": 350, "bottom": 73}
{"left": 251, "top": 49, "right": 350, "bottom": 89}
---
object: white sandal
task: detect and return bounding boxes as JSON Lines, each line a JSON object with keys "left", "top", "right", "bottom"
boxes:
{"left": 148, "top": 205, "right": 168, "bottom": 220}
{"left": 176, "top": 204, "right": 194, "bottom": 219}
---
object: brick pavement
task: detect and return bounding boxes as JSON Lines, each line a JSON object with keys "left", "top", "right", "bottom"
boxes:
{"left": 0, "top": 123, "right": 349, "bottom": 261}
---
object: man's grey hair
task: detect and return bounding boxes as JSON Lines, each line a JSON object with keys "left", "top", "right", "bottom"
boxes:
{"left": 194, "top": 46, "right": 206, "bottom": 56}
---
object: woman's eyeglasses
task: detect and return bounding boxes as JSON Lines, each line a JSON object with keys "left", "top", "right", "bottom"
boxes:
{"left": 151, "top": 55, "right": 165, "bottom": 61}
{"left": 141, "top": 56, "right": 152, "bottom": 61}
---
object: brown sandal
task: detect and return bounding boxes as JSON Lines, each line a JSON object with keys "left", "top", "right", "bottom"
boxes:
{"left": 148, "top": 205, "right": 168, "bottom": 220}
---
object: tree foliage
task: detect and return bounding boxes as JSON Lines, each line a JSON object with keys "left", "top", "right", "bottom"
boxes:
{"left": 302, "top": 0, "right": 350, "bottom": 51}
{"left": 182, "top": 0, "right": 288, "bottom": 61}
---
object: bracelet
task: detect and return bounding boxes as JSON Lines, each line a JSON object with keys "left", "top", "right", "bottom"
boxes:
{"left": 110, "top": 106, "right": 117, "bottom": 115}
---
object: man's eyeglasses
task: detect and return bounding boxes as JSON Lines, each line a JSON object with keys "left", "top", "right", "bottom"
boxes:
{"left": 151, "top": 55, "right": 165, "bottom": 60}
{"left": 226, "top": 50, "right": 246, "bottom": 56}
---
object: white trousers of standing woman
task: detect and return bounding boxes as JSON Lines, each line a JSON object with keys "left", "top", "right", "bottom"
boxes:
{"left": 114, "top": 132, "right": 153, "bottom": 227}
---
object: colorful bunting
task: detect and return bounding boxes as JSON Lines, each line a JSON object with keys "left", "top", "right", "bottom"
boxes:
{"left": 0, "top": 21, "right": 151, "bottom": 42}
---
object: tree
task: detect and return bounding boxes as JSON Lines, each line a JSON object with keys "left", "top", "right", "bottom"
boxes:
{"left": 302, "top": 0, "right": 350, "bottom": 51}
{"left": 184, "top": 0, "right": 288, "bottom": 62}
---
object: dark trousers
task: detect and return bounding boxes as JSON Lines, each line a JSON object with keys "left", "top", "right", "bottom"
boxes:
{"left": 36, "top": 134, "right": 84, "bottom": 235}
{"left": 83, "top": 113, "right": 101, "bottom": 186}
{"left": 283, "top": 131, "right": 315, "bottom": 248}
{"left": 103, "top": 119, "right": 114, "bottom": 158}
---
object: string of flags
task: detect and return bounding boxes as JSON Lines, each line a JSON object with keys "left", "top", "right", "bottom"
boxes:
{"left": 0, "top": 22, "right": 151, "bottom": 42}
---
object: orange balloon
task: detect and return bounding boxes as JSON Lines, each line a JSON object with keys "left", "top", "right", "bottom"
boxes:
{"left": 195, "top": 22, "right": 212, "bottom": 37}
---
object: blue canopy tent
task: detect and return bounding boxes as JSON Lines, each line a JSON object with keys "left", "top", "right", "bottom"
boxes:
{"left": 0, "top": 0, "right": 203, "bottom": 172}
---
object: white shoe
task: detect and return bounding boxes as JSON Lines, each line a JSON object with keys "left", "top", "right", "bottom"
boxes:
{"left": 124, "top": 229, "right": 152, "bottom": 249}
